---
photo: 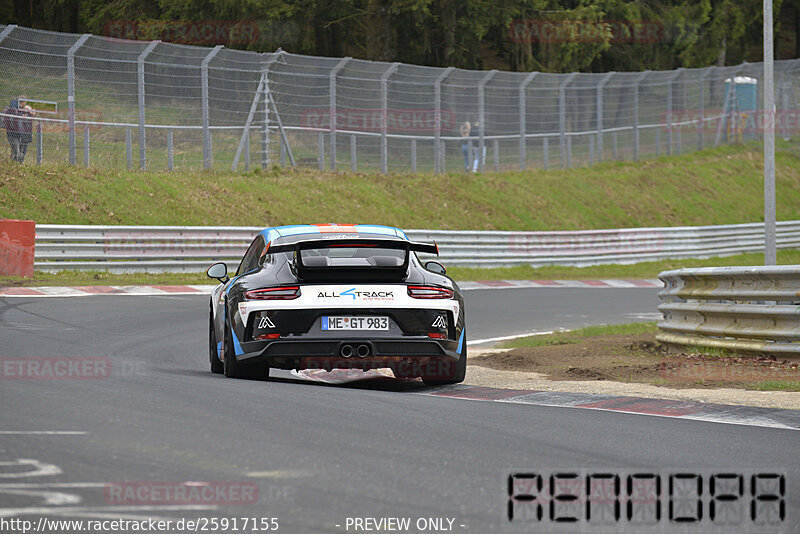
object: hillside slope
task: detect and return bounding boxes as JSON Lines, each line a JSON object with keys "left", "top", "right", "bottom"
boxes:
{"left": 2, "top": 143, "right": 800, "bottom": 230}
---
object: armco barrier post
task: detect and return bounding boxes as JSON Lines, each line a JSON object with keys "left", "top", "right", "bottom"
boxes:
{"left": 0, "top": 219, "right": 35, "bottom": 278}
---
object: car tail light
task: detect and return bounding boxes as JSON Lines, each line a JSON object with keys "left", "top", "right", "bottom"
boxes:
{"left": 407, "top": 285, "right": 454, "bottom": 299}
{"left": 255, "top": 333, "right": 281, "bottom": 340}
{"left": 427, "top": 332, "right": 447, "bottom": 339}
{"left": 244, "top": 286, "right": 301, "bottom": 300}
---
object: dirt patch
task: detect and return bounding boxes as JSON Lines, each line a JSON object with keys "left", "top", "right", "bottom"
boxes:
{"left": 471, "top": 333, "right": 800, "bottom": 391}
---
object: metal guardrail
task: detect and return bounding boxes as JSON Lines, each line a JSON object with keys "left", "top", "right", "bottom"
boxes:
{"left": 33, "top": 221, "right": 800, "bottom": 273}
{"left": 656, "top": 266, "right": 800, "bottom": 354}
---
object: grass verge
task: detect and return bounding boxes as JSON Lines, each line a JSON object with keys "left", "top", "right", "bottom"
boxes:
{"left": 2, "top": 248, "right": 798, "bottom": 287}
{"left": 473, "top": 323, "right": 800, "bottom": 392}
{"left": 3, "top": 142, "right": 800, "bottom": 229}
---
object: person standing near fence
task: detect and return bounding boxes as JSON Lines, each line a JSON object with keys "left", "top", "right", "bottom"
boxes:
{"left": 2, "top": 97, "right": 34, "bottom": 163}
{"left": 460, "top": 121, "right": 472, "bottom": 172}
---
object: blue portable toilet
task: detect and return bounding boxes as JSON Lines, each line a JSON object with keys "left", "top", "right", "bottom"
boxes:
{"left": 723, "top": 76, "right": 758, "bottom": 140}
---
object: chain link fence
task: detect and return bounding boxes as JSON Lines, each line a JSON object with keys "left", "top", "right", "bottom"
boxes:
{"left": 1, "top": 24, "right": 799, "bottom": 174}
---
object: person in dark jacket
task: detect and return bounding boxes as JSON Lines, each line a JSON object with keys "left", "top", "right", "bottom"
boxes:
{"left": 2, "top": 98, "right": 34, "bottom": 163}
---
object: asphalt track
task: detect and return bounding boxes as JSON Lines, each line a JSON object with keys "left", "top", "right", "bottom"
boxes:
{"left": 1, "top": 288, "right": 798, "bottom": 533}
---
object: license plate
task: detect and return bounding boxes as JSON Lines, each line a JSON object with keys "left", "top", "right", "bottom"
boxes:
{"left": 322, "top": 316, "right": 389, "bottom": 330}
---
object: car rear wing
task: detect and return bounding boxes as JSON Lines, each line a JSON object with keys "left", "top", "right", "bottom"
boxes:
{"left": 266, "top": 238, "right": 438, "bottom": 281}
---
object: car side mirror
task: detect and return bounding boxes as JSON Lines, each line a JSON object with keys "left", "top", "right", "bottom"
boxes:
{"left": 425, "top": 261, "right": 446, "bottom": 275}
{"left": 206, "top": 262, "right": 229, "bottom": 283}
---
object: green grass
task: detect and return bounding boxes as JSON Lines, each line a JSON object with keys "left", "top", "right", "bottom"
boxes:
{"left": 2, "top": 249, "right": 799, "bottom": 286}
{"left": 4, "top": 142, "right": 800, "bottom": 229}
{"left": 447, "top": 249, "right": 800, "bottom": 280}
{"left": 501, "top": 322, "right": 658, "bottom": 348}
{"left": 747, "top": 380, "right": 800, "bottom": 392}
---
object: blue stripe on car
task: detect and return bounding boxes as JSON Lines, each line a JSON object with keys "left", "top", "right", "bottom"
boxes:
{"left": 457, "top": 330, "right": 465, "bottom": 353}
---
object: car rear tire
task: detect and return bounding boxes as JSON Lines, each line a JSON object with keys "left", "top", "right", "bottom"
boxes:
{"left": 223, "top": 321, "right": 269, "bottom": 380}
{"left": 422, "top": 345, "right": 467, "bottom": 386}
{"left": 209, "top": 312, "right": 224, "bottom": 374}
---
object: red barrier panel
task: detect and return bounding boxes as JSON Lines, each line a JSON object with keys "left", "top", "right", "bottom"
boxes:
{"left": 0, "top": 219, "right": 35, "bottom": 278}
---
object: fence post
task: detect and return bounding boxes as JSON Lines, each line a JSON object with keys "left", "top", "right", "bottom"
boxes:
{"left": 666, "top": 68, "right": 684, "bottom": 156}
{"left": 411, "top": 139, "right": 417, "bottom": 173}
{"left": 36, "top": 121, "right": 42, "bottom": 164}
{"left": 493, "top": 138, "right": 499, "bottom": 172}
{"left": 434, "top": 67, "right": 454, "bottom": 174}
{"left": 542, "top": 137, "right": 548, "bottom": 169}
{"left": 67, "top": 33, "right": 90, "bottom": 166}
{"left": 329, "top": 57, "right": 351, "bottom": 171}
{"left": 633, "top": 71, "right": 648, "bottom": 161}
{"left": 350, "top": 135, "right": 357, "bottom": 172}
{"left": 380, "top": 62, "right": 401, "bottom": 174}
{"left": 478, "top": 70, "right": 497, "bottom": 171}
{"left": 518, "top": 72, "right": 538, "bottom": 170}
{"left": 318, "top": 131, "right": 325, "bottom": 169}
{"left": 698, "top": 67, "right": 713, "bottom": 150}
{"left": 167, "top": 130, "right": 173, "bottom": 171}
{"left": 136, "top": 40, "right": 159, "bottom": 170}
{"left": 597, "top": 72, "right": 615, "bottom": 162}
{"left": 613, "top": 132, "right": 618, "bottom": 160}
{"left": 83, "top": 126, "right": 89, "bottom": 167}
{"left": 125, "top": 128, "right": 132, "bottom": 170}
{"left": 440, "top": 140, "right": 446, "bottom": 173}
{"left": 589, "top": 135, "right": 595, "bottom": 165}
{"left": 655, "top": 127, "right": 660, "bottom": 156}
{"left": 245, "top": 133, "right": 251, "bottom": 170}
{"left": 566, "top": 135, "right": 572, "bottom": 167}
{"left": 201, "top": 45, "right": 223, "bottom": 170}
{"left": 559, "top": 72, "right": 577, "bottom": 168}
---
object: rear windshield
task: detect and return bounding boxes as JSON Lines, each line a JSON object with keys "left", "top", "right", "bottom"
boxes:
{"left": 299, "top": 246, "right": 405, "bottom": 268}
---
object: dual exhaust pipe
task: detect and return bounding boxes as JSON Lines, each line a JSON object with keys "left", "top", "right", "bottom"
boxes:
{"left": 340, "top": 343, "right": 371, "bottom": 358}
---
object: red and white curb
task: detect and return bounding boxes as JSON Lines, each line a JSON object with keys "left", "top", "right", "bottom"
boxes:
{"left": 460, "top": 279, "right": 661, "bottom": 290}
{"left": 292, "top": 370, "right": 800, "bottom": 430}
{"left": 0, "top": 279, "right": 662, "bottom": 297}
{"left": 0, "top": 285, "right": 216, "bottom": 297}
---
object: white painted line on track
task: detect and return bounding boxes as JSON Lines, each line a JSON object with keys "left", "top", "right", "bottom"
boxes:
{"left": 467, "top": 330, "right": 556, "bottom": 346}
{"left": 0, "top": 504, "right": 217, "bottom": 518}
{"left": 0, "top": 431, "right": 87, "bottom": 435}
{"left": 0, "top": 483, "right": 107, "bottom": 488}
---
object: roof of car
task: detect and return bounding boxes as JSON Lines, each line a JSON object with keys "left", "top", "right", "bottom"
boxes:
{"left": 259, "top": 224, "right": 408, "bottom": 244}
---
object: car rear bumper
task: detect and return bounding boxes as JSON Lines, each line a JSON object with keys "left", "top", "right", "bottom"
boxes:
{"left": 237, "top": 336, "right": 461, "bottom": 371}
